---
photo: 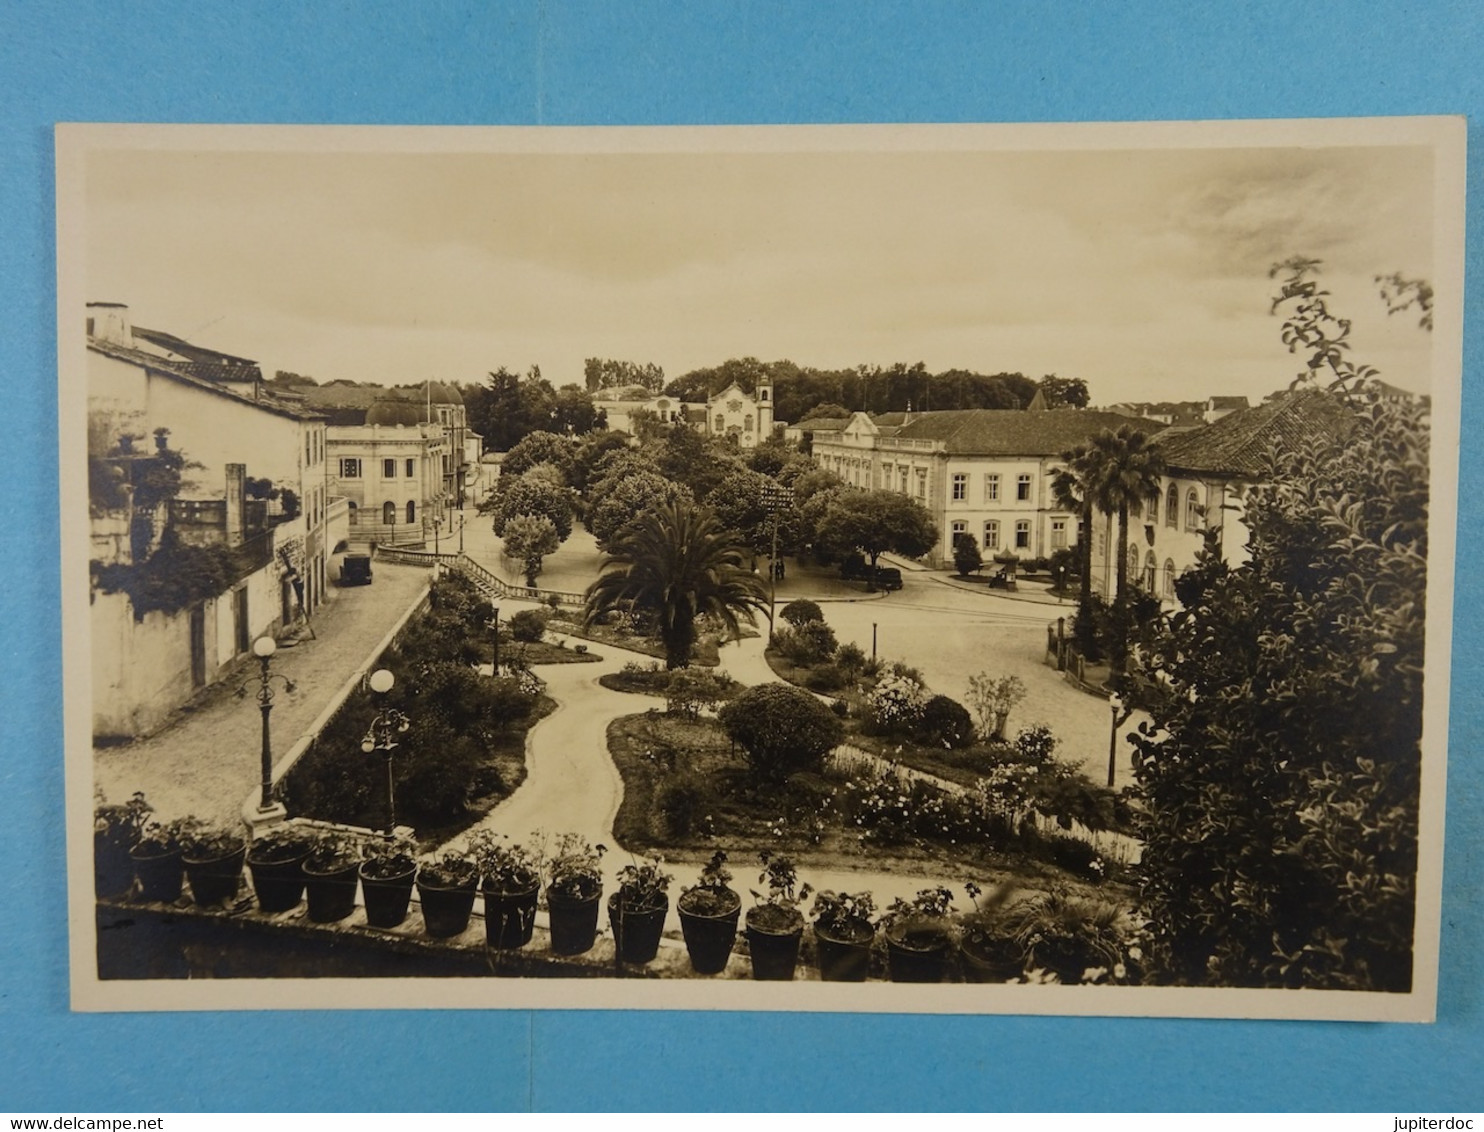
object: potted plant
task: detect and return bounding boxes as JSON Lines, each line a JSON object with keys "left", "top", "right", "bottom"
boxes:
{"left": 302, "top": 832, "right": 362, "bottom": 923}
{"left": 246, "top": 827, "right": 314, "bottom": 914}
{"left": 359, "top": 834, "right": 418, "bottom": 929}
{"left": 880, "top": 886, "right": 958, "bottom": 983}
{"left": 470, "top": 831, "right": 541, "bottom": 950}
{"left": 94, "top": 791, "right": 151, "bottom": 899}
{"left": 743, "top": 852, "right": 813, "bottom": 981}
{"left": 957, "top": 880, "right": 1026, "bottom": 983}
{"left": 1001, "top": 889, "right": 1129, "bottom": 985}
{"left": 416, "top": 849, "right": 480, "bottom": 938}
{"left": 129, "top": 818, "right": 188, "bottom": 904}
{"left": 676, "top": 850, "right": 741, "bottom": 975}
{"left": 810, "top": 889, "right": 877, "bottom": 982}
{"left": 544, "top": 833, "right": 606, "bottom": 956}
{"left": 179, "top": 822, "right": 247, "bottom": 908}
{"left": 607, "top": 858, "right": 673, "bottom": 964}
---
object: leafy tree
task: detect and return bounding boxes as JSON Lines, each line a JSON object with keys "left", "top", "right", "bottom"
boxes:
{"left": 583, "top": 358, "right": 665, "bottom": 393}
{"left": 490, "top": 470, "right": 574, "bottom": 541}
{"left": 271, "top": 369, "right": 318, "bottom": 388}
{"left": 501, "top": 513, "right": 560, "bottom": 586}
{"left": 500, "top": 431, "right": 575, "bottom": 482}
{"left": 1037, "top": 374, "right": 1091, "bottom": 409}
{"left": 582, "top": 497, "right": 768, "bottom": 669}
{"left": 1131, "top": 259, "right": 1429, "bottom": 991}
{"left": 914, "top": 694, "right": 975, "bottom": 750}
{"left": 570, "top": 430, "right": 633, "bottom": 494}
{"left": 652, "top": 424, "right": 734, "bottom": 500}
{"left": 1083, "top": 426, "right": 1164, "bottom": 679}
{"left": 952, "top": 531, "right": 983, "bottom": 577}
{"left": 507, "top": 608, "right": 551, "bottom": 642}
{"left": 553, "top": 384, "right": 606, "bottom": 435}
{"left": 964, "top": 673, "right": 1026, "bottom": 741}
{"left": 586, "top": 470, "right": 692, "bottom": 549}
{"left": 814, "top": 489, "right": 938, "bottom": 584}
{"left": 779, "top": 599, "right": 823, "bottom": 627}
{"left": 719, "top": 683, "right": 844, "bottom": 782}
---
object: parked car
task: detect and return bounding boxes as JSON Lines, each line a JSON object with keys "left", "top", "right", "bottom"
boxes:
{"left": 839, "top": 555, "right": 903, "bottom": 591}
{"left": 870, "top": 567, "right": 904, "bottom": 592}
{"left": 340, "top": 554, "right": 373, "bottom": 586}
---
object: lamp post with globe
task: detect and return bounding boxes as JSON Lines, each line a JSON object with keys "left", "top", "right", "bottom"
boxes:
{"left": 361, "top": 668, "right": 411, "bottom": 837}
{"left": 243, "top": 636, "right": 295, "bottom": 813}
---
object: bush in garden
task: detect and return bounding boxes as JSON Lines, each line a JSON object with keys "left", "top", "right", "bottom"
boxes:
{"left": 913, "top": 694, "right": 976, "bottom": 749}
{"left": 835, "top": 641, "right": 867, "bottom": 677}
{"left": 805, "top": 663, "right": 848, "bottom": 693}
{"left": 664, "top": 666, "right": 730, "bottom": 719}
{"left": 652, "top": 772, "right": 711, "bottom": 838}
{"left": 780, "top": 599, "right": 824, "bottom": 627}
{"left": 508, "top": 608, "right": 550, "bottom": 643}
{"left": 965, "top": 672, "right": 1027, "bottom": 741}
{"left": 863, "top": 669, "right": 927, "bottom": 736}
{"left": 1013, "top": 724, "right": 1058, "bottom": 766}
{"left": 719, "top": 683, "right": 844, "bottom": 782}
{"left": 777, "top": 619, "right": 837, "bottom": 666}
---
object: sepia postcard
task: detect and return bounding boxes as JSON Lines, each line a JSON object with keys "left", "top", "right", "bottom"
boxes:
{"left": 59, "top": 119, "right": 1463, "bottom": 1019}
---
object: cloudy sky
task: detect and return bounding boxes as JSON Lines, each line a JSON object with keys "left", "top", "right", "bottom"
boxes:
{"left": 80, "top": 127, "right": 1439, "bottom": 406}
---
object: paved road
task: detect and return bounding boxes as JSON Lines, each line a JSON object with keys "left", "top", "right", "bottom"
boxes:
{"left": 93, "top": 562, "right": 434, "bottom": 826}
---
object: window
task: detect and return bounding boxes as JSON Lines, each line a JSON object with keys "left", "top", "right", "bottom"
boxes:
{"left": 1017, "top": 474, "right": 1032, "bottom": 501}
{"left": 1164, "top": 558, "right": 1177, "bottom": 598}
{"left": 382, "top": 501, "right": 396, "bottom": 526}
{"left": 305, "top": 433, "right": 311, "bottom": 465}
{"left": 1015, "top": 520, "right": 1031, "bottom": 550}
{"left": 983, "top": 521, "right": 999, "bottom": 550}
{"left": 1165, "top": 484, "right": 1179, "bottom": 527}
{"left": 406, "top": 458, "right": 415, "bottom": 478}
{"left": 406, "top": 501, "right": 416, "bottom": 524}
{"left": 984, "top": 474, "right": 1000, "bottom": 501}
{"left": 900, "top": 469, "right": 909, "bottom": 493}
{"left": 715, "top": 415, "right": 725, "bottom": 433}
{"left": 915, "top": 469, "right": 927, "bottom": 500}
{"left": 1051, "top": 519, "right": 1067, "bottom": 548}
{"left": 1145, "top": 551, "right": 1158, "bottom": 591}
{"left": 1185, "top": 488, "right": 1201, "bottom": 531}
{"left": 1128, "top": 545, "right": 1141, "bottom": 584}
{"left": 760, "top": 387, "right": 769, "bottom": 401}
{"left": 744, "top": 414, "right": 754, "bottom": 433}
{"left": 383, "top": 458, "right": 396, "bottom": 479}
{"left": 340, "top": 458, "right": 361, "bottom": 478}
{"left": 1129, "top": 495, "right": 1143, "bottom": 519}
{"left": 952, "top": 473, "right": 967, "bottom": 501}
{"left": 951, "top": 520, "right": 967, "bottom": 544}
{"left": 347, "top": 501, "right": 358, "bottom": 525}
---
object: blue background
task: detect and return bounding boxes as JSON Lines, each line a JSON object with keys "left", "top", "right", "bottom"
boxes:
{"left": 2, "top": 1, "right": 1480, "bottom": 1112}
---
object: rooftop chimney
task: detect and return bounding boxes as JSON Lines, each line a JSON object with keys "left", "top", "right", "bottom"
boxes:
{"left": 86, "top": 302, "right": 133, "bottom": 347}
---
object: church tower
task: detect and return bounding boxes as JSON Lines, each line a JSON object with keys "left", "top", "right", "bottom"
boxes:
{"left": 756, "top": 377, "right": 775, "bottom": 438}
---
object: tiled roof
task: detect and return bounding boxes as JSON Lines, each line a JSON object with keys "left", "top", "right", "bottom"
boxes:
{"left": 793, "top": 416, "right": 850, "bottom": 432}
{"left": 133, "top": 326, "right": 259, "bottom": 369}
{"left": 88, "top": 339, "right": 321, "bottom": 423}
{"left": 1157, "top": 390, "right": 1355, "bottom": 478}
{"left": 1207, "top": 395, "right": 1251, "bottom": 410}
{"left": 892, "top": 409, "right": 1162, "bottom": 456}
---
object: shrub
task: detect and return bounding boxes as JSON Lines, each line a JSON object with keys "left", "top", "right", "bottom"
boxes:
{"left": 508, "top": 608, "right": 550, "bottom": 643}
{"left": 779, "top": 599, "right": 824, "bottom": 627}
{"left": 1013, "top": 724, "right": 1058, "bottom": 766}
{"left": 719, "top": 683, "right": 844, "bottom": 782}
{"left": 777, "top": 620, "right": 837, "bottom": 666}
{"left": 952, "top": 532, "right": 983, "bottom": 576}
{"left": 664, "top": 666, "right": 731, "bottom": 718}
{"left": 965, "top": 672, "right": 1027, "bottom": 741}
{"left": 914, "top": 694, "right": 976, "bottom": 749}
{"left": 653, "top": 773, "right": 711, "bottom": 839}
{"left": 805, "top": 663, "right": 847, "bottom": 693}
{"left": 835, "top": 641, "right": 867, "bottom": 676}
{"left": 863, "top": 670, "right": 927, "bottom": 736}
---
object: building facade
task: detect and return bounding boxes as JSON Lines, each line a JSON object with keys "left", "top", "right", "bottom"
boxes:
{"left": 810, "top": 407, "right": 1156, "bottom": 568}
{"left": 596, "top": 379, "right": 776, "bottom": 449}
{"left": 327, "top": 398, "right": 452, "bottom": 548}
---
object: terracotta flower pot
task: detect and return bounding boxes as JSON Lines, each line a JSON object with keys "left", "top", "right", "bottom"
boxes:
{"left": 884, "top": 925, "right": 953, "bottom": 983}
{"left": 182, "top": 844, "right": 246, "bottom": 908}
{"left": 359, "top": 861, "right": 416, "bottom": 928}
{"left": 677, "top": 889, "right": 741, "bottom": 975}
{"left": 960, "top": 931, "right": 1025, "bottom": 984}
{"left": 607, "top": 893, "right": 669, "bottom": 964}
{"left": 483, "top": 882, "right": 540, "bottom": 950}
{"left": 745, "top": 906, "right": 805, "bottom": 981}
{"left": 547, "top": 887, "right": 602, "bottom": 956}
{"left": 94, "top": 832, "right": 135, "bottom": 900}
{"left": 814, "top": 922, "right": 875, "bottom": 982}
{"left": 247, "top": 846, "right": 311, "bottom": 914}
{"left": 130, "top": 843, "right": 183, "bottom": 904}
{"left": 304, "top": 860, "right": 360, "bottom": 923}
{"left": 416, "top": 869, "right": 478, "bottom": 938}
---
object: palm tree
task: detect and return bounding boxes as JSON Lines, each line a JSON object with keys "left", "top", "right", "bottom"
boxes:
{"left": 583, "top": 497, "right": 768, "bottom": 669}
{"left": 1052, "top": 442, "right": 1098, "bottom": 658}
{"left": 1083, "top": 425, "right": 1165, "bottom": 681}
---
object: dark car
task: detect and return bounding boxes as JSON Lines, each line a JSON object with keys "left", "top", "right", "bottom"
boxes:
{"left": 340, "top": 554, "right": 373, "bottom": 586}
{"left": 870, "top": 566, "right": 904, "bottom": 592}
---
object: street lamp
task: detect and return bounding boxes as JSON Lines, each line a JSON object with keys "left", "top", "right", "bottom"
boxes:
{"left": 871, "top": 622, "right": 878, "bottom": 663}
{"left": 433, "top": 516, "right": 442, "bottom": 556}
{"left": 458, "top": 511, "right": 464, "bottom": 555}
{"left": 1106, "top": 691, "right": 1125, "bottom": 789}
{"left": 243, "top": 636, "right": 295, "bottom": 812}
{"left": 759, "top": 482, "right": 794, "bottom": 636}
{"left": 360, "top": 668, "right": 411, "bottom": 837}
{"left": 1055, "top": 565, "right": 1065, "bottom": 603}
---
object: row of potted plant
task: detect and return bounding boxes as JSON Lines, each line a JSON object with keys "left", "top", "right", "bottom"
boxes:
{"left": 99, "top": 796, "right": 1132, "bottom": 981}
